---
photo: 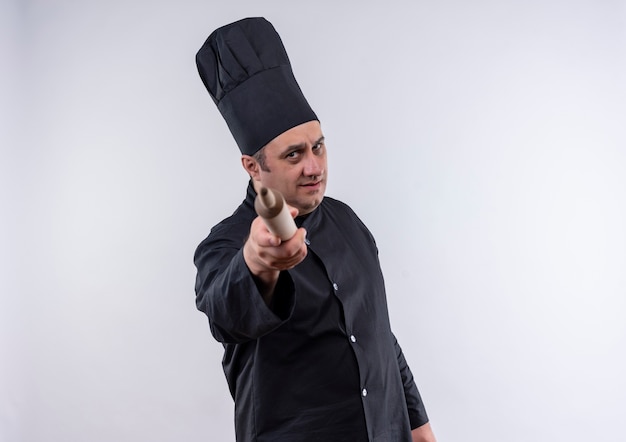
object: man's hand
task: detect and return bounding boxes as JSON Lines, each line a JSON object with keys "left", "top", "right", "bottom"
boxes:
{"left": 412, "top": 422, "right": 436, "bottom": 442}
{"left": 243, "top": 207, "right": 307, "bottom": 302}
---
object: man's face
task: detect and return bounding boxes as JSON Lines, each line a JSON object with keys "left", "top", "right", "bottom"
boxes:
{"left": 245, "top": 120, "right": 327, "bottom": 216}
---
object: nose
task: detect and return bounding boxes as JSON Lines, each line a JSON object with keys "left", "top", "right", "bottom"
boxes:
{"left": 302, "top": 153, "right": 324, "bottom": 177}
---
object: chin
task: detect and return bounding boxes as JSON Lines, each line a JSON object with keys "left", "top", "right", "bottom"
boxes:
{"left": 292, "top": 199, "right": 316, "bottom": 216}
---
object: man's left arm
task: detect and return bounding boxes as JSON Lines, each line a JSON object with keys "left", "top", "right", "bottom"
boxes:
{"left": 392, "top": 334, "right": 436, "bottom": 442}
{"left": 412, "top": 422, "right": 436, "bottom": 442}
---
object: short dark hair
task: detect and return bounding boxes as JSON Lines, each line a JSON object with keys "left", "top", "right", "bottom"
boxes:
{"left": 253, "top": 147, "right": 271, "bottom": 172}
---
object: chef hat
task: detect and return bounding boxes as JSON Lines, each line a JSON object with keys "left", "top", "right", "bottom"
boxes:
{"left": 196, "top": 17, "right": 318, "bottom": 155}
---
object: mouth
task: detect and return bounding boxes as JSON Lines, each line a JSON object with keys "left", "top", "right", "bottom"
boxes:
{"left": 300, "top": 180, "right": 322, "bottom": 189}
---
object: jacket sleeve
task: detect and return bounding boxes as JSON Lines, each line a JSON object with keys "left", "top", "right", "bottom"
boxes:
{"left": 194, "top": 222, "right": 296, "bottom": 344}
{"left": 392, "top": 333, "right": 430, "bottom": 429}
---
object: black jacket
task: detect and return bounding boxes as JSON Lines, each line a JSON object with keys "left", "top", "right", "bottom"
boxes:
{"left": 194, "top": 183, "right": 429, "bottom": 441}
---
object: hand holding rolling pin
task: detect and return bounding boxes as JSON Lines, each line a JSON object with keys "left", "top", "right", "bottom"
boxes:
{"left": 243, "top": 187, "right": 308, "bottom": 299}
{"left": 254, "top": 187, "right": 298, "bottom": 241}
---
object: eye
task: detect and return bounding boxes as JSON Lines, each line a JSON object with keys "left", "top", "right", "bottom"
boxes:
{"left": 313, "top": 141, "right": 325, "bottom": 153}
{"left": 285, "top": 151, "right": 299, "bottom": 159}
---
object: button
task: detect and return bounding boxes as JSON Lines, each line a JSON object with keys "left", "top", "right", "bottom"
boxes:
{"left": 333, "top": 283, "right": 339, "bottom": 291}
{"left": 362, "top": 388, "right": 368, "bottom": 397}
{"left": 304, "top": 238, "right": 310, "bottom": 246}
{"left": 350, "top": 335, "right": 357, "bottom": 343}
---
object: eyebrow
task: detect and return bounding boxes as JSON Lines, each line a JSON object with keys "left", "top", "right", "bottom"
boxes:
{"left": 281, "top": 136, "right": 325, "bottom": 156}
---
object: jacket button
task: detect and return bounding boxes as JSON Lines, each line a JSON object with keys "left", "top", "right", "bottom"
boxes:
{"left": 362, "top": 388, "right": 368, "bottom": 397}
{"left": 350, "top": 335, "right": 357, "bottom": 343}
{"left": 333, "top": 283, "right": 339, "bottom": 291}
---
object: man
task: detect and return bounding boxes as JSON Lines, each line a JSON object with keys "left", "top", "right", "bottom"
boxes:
{"left": 194, "top": 17, "right": 436, "bottom": 442}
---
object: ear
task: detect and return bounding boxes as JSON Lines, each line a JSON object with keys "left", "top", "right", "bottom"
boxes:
{"left": 241, "top": 155, "right": 259, "bottom": 180}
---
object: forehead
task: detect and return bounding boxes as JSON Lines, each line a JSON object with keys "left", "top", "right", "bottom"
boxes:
{"left": 264, "top": 120, "right": 322, "bottom": 152}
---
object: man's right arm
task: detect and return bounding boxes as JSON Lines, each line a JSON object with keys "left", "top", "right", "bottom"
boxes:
{"left": 194, "top": 211, "right": 306, "bottom": 344}
{"left": 242, "top": 211, "right": 307, "bottom": 305}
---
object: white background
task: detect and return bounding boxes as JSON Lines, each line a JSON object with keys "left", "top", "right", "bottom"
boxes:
{"left": 2, "top": 1, "right": 625, "bottom": 441}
